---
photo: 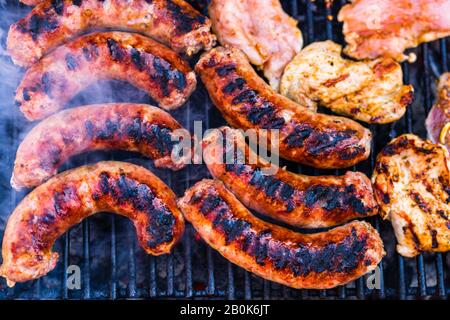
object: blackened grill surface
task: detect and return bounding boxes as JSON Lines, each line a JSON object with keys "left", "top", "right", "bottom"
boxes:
{"left": 0, "top": 0, "right": 448, "bottom": 299}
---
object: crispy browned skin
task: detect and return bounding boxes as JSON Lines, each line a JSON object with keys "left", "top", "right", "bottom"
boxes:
{"left": 178, "top": 179, "right": 384, "bottom": 289}
{"left": 195, "top": 47, "right": 372, "bottom": 169}
{"left": 372, "top": 134, "right": 450, "bottom": 257}
{"left": 12, "top": 103, "right": 190, "bottom": 190}
{"left": 202, "top": 127, "right": 378, "bottom": 228}
{"left": 0, "top": 161, "right": 184, "bottom": 287}
{"left": 8, "top": 0, "right": 216, "bottom": 67}
{"left": 15, "top": 32, "right": 196, "bottom": 121}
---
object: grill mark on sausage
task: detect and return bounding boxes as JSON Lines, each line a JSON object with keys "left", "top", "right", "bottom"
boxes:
{"left": 215, "top": 64, "right": 236, "bottom": 76}
{"left": 152, "top": 57, "right": 187, "bottom": 96}
{"left": 51, "top": 0, "right": 65, "bottom": 15}
{"left": 17, "top": 14, "right": 59, "bottom": 41}
{"left": 84, "top": 118, "right": 177, "bottom": 156}
{"left": 41, "top": 72, "right": 52, "bottom": 97}
{"left": 107, "top": 38, "right": 125, "bottom": 61}
{"left": 166, "top": 0, "right": 206, "bottom": 34}
{"left": 73, "top": 0, "right": 82, "bottom": 6}
{"left": 130, "top": 48, "right": 143, "bottom": 71}
{"left": 191, "top": 189, "right": 370, "bottom": 276}
{"left": 98, "top": 171, "right": 175, "bottom": 248}
{"left": 430, "top": 229, "right": 438, "bottom": 248}
{"left": 65, "top": 53, "right": 78, "bottom": 71}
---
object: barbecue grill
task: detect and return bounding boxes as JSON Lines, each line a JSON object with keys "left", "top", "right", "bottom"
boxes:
{"left": 0, "top": 0, "right": 448, "bottom": 300}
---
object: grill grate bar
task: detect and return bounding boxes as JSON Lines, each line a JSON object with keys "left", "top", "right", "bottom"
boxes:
{"left": 82, "top": 221, "right": 91, "bottom": 299}
{"left": 128, "top": 233, "right": 137, "bottom": 298}
{"left": 110, "top": 216, "right": 117, "bottom": 299}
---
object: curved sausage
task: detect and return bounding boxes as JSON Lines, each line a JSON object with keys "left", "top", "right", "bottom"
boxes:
{"left": 12, "top": 103, "right": 190, "bottom": 190}
{"left": 178, "top": 179, "right": 384, "bottom": 289}
{"left": 15, "top": 32, "right": 197, "bottom": 121}
{"left": 202, "top": 126, "right": 378, "bottom": 228}
{"left": 8, "top": 0, "right": 216, "bottom": 67}
{"left": 195, "top": 46, "right": 372, "bottom": 169}
{"left": 0, "top": 161, "right": 185, "bottom": 287}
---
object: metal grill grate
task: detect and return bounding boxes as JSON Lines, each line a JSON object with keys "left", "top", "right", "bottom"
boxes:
{"left": 0, "top": 0, "right": 448, "bottom": 300}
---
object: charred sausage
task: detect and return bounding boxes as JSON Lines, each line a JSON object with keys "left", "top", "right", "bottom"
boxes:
{"left": 178, "top": 179, "right": 384, "bottom": 289}
{"left": 15, "top": 32, "right": 197, "bottom": 121}
{"left": 0, "top": 161, "right": 184, "bottom": 286}
{"left": 195, "top": 46, "right": 372, "bottom": 169}
{"left": 12, "top": 103, "right": 190, "bottom": 190}
{"left": 202, "top": 126, "right": 378, "bottom": 228}
{"left": 8, "top": 0, "right": 216, "bottom": 67}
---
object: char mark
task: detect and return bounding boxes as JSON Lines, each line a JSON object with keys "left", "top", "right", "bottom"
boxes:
{"left": 73, "top": 0, "right": 82, "bottom": 6}
{"left": 107, "top": 38, "right": 125, "bottom": 61}
{"left": 152, "top": 57, "right": 187, "bottom": 96}
{"left": 215, "top": 64, "right": 236, "bottom": 76}
{"left": 65, "top": 53, "right": 78, "bottom": 71}
{"left": 166, "top": 0, "right": 206, "bottom": 34}
{"left": 51, "top": 0, "right": 64, "bottom": 15}
{"left": 304, "top": 184, "right": 369, "bottom": 215}
{"left": 98, "top": 172, "right": 175, "bottom": 248}
{"left": 41, "top": 73, "right": 53, "bottom": 97}
{"left": 19, "top": 14, "right": 59, "bottom": 40}
{"left": 130, "top": 48, "right": 143, "bottom": 71}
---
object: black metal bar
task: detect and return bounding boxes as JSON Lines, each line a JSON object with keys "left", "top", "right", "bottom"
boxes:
{"left": 244, "top": 272, "right": 252, "bottom": 299}
{"left": 128, "top": 232, "right": 137, "bottom": 298}
{"left": 82, "top": 220, "right": 91, "bottom": 299}
{"left": 110, "top": 216, "right": 117, "bottom": 299}
{"left": 149, "top": 256, "right": 157, "bottom": 297}
{"left": 227, "top": 263, "right": 235, "bottom": 299}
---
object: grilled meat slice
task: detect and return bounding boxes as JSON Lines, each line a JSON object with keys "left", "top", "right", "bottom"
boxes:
{"left": 12, "top": 103, "right": 190, "bottom": 190}
{"left": 195, "top": 46, "right": 372, "bottom": 169}
{"left": 0, "top": 161, "right": 185, "bottom": 286}
{"left": 15, "top": 32, "right": 196, "bottom": 121}
{"left": 8, "top": 0, "right": 215, "bottom": 67}
{"left": 280, "top": 41, "right": 414, "bottom": 124}
{"left": 338, "top": 0, "right": 450, "bottom": 61}
{"left": 372, "top": 134, "right": 450, "bottom": 257}
{"left": 178, "top": 179, "right": 384, "bottom": 289}
{"left": 426, "top": 73, "right": 450, "bottom": 151}
{"left": 209, "top": 0, "right": 303, "bottom": 90}
{"left": 202, "top": 126, "right": 378, "bottom": 228}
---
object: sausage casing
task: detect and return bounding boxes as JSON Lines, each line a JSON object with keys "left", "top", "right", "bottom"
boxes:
{"left": 203, "top": 126, "right": 378, "bottom": 228}
{"left": 178, "top": 179, "right": 384, "bottom": 289}
{"left": 0, "top": 161, "right": 184, "bottom": 286}
{"left": 12, "top": 103, "right": 190, "bottom": 190}
{"left": 195, "top": 46, "right": 372, "bottom": 169}
{"left": 8, "top": 0, "right": 216, "bottom": 67}
{"left": 15, "top": 32, "right": 197, "bottom": 121}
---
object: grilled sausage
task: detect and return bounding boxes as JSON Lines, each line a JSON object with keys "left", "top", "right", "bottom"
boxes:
{"left": 12, "top": 103, "right": 190, "bottom": 190}
{"left": 202, "top": 126, "right": 378, "bottom": 228}
{"left": 15, "top": 32, "right": 196, "bottom": 121}
{"left": 195, "top": 47, "right": 372, "bottom": 169}
{"left": 178, "top": 179, "right": 384, "bottom": 289}
{"left": 8, "top": 0, "right": 216, "bottom": 67}
{"left": 0, "top": 161, "right": 184, "bottom": 286}
{"left": 20, "top": 0, "right": 40, "bottom": 5}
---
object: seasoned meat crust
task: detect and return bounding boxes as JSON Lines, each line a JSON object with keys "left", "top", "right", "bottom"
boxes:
{"left": 8, "top": 0, "right": 216, "bottom": 67}
{"left": 338, "top": 0, "right": 450, "bottom": 61}
{"left": 372, "top": 135, "right": 450, "bottom": 257}
{"left": 209, "top": 0, "right": 303, "bottom": 90}
{"left": 426, "top": 73, "right": 450, "bottom": 151}
{"left": 0, "top": 161, "right": 185, "bottom": 287}
{"left": 280, "top": 41, "right": 414, "bottom": 124}
{"left": 12, "top": 103, "right": 190, "bottom": 190}
{"left": 15, "top": 32, "right": 197, "bottom": 121}
{"left": 178, "top": 179, "right": 384, "bottom": 289}
{"left": 195, "top": 46, "right": 372, "bottom": 169}
{"left": 202, "top": 126, "right": 378, "bottom": 228}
